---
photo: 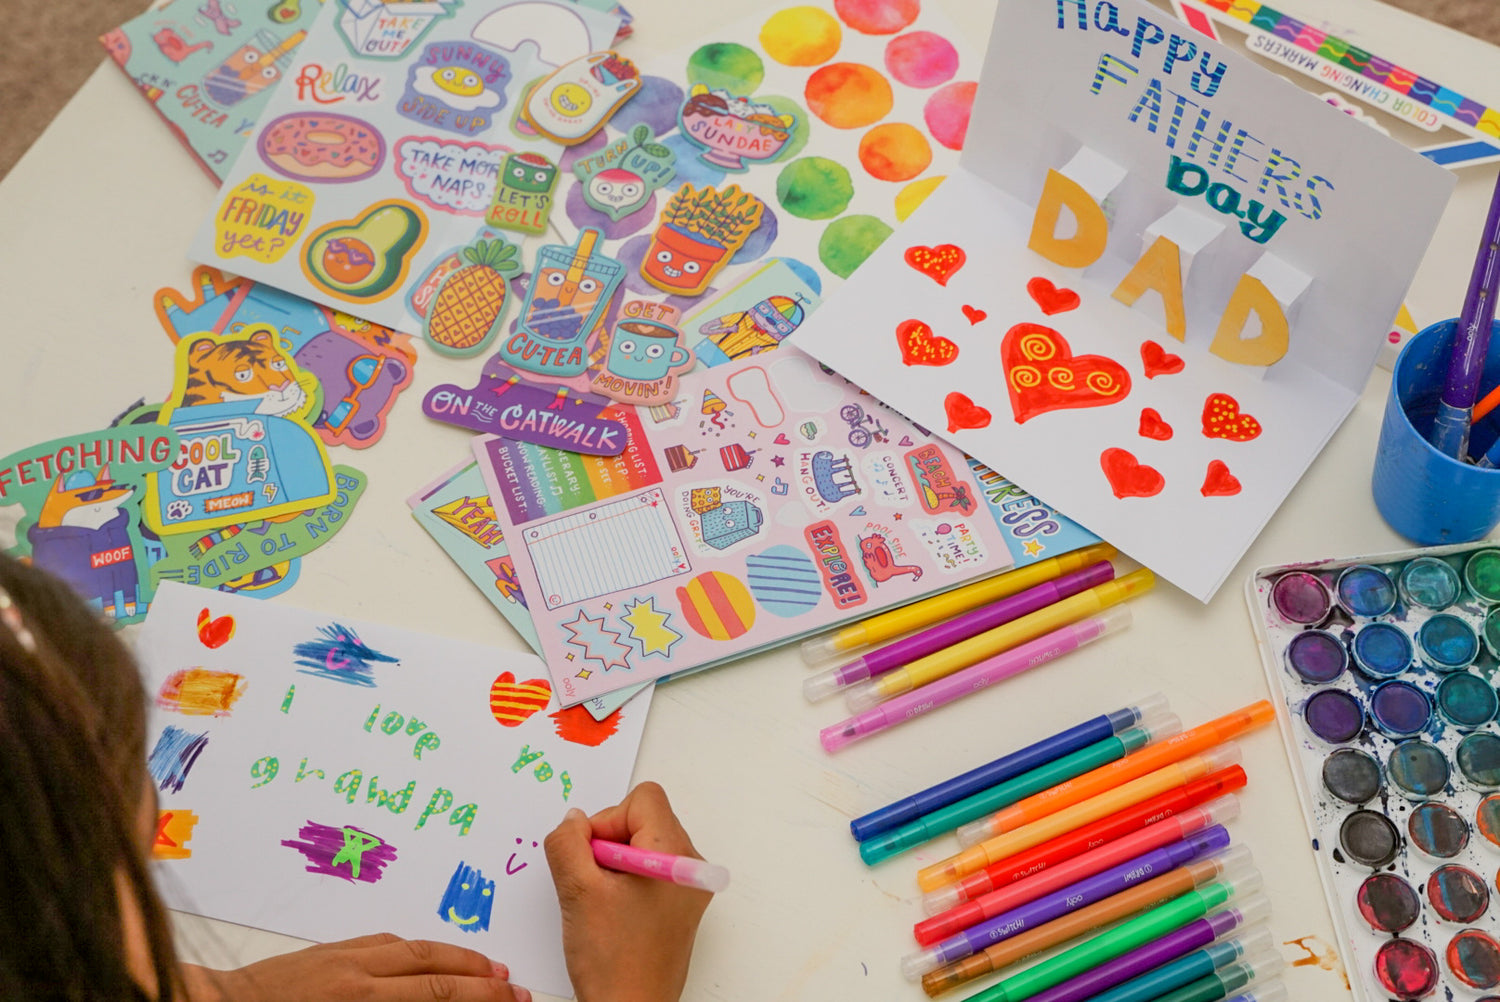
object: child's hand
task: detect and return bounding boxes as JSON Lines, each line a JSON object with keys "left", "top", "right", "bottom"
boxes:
{"left": 544, "top": 782, "right": 715, "bottom": 1002}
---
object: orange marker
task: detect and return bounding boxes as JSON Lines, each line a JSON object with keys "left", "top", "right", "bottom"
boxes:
{"left": 954, "top": 700, "right": 1274, "bottom": 846}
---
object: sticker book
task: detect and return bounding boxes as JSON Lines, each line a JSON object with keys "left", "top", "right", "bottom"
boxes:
{"left": 794, "top": 0, "right": 1455, "bottom": 602}
{"left": 137, "top": 582, "right": 652, "bottom": 999}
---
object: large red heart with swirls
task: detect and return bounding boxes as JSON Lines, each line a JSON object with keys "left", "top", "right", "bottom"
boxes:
{"left": 1001, "top": 323, "right": 1132, "bottom": 423}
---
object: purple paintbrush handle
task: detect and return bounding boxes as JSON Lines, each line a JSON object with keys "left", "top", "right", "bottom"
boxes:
{"left": 1442, "top": 172, "right": 1500, "bottom": 409}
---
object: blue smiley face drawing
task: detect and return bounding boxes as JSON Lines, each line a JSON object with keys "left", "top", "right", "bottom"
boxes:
{"left": 436, "top": 861, "right": 495, "bottom": 933}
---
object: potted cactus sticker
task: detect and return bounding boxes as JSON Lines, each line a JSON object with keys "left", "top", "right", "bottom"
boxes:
{"left": 425, "top": 236, "right": 522, "bottom": 358}
{"left": 641, "top": 183, "right": 765, "bottom": 298}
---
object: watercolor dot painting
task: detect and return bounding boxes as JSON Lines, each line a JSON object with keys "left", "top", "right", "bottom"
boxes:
{"left": 759, "top": 6, "right": 843, "bottom": 66}
{"left": 883, "top": 31, "right": 958, "bottom": 88}
{"left": 834, "top": 0, "right": 919, "bottom": 35}
{"left": 686, "top": 43, "right": 766, "bottom": 93}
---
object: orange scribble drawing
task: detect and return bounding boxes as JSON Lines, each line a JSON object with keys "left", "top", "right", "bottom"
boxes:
{"left": 155, "top": 668, "right": 248, "bottom": 716}
{"left": 549, "top": 704, "right": 623, "bottom": 747}
{"left": 153, "top": 809, "right": 200, "bottom": 861}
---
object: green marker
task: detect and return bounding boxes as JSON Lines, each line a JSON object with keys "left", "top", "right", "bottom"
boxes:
{"left": 1148, "top": 954, "right": 1286, "bottom": 1002}
{"left": 958, "top": 873, "right": 1263, "bottom": 1002}
{"left": 861, "top": 717, "right": 1178, "bottom": 865}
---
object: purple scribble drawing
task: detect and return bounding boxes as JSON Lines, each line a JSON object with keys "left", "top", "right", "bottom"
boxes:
{"left": 281, "top": 821, "right": 398, "bottom": 883}
{"left": 146, "top": 725, "right": 210, "bottom": 793}
{"left": 292, "top": 623, "right": 399, "bottom": 687}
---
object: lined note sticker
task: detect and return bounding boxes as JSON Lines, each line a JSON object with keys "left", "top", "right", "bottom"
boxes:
{"left": 524, "top": 489, "right": 691, "bottom": 609}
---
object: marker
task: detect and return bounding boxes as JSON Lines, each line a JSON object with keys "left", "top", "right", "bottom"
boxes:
{"left": 806, "top": 561, "right": 1117, "bottom": 701}
{"left": 951, "top": 876, "right": 1264, "bottom": 1002}
{"left": 824, "top": 608, "right": 1133, "bottom": 752}
{"left": 1431, "top": 169, "right": 1500, "bottom": 459}
{"left": 589, "top": 839, "right": 729, "bottom": 893}
{"left": 852, "top": 694, "right": 1169, "bottom": 843}
{"left": 902, "top": 831, "right": 1238, "bottom": 978}
{"left": 916, "top": 800, "right": 1241, "bottom": 944}
{"left": 1082, "top": 928, "right": 1274, "bottom": 1002}
{"left": 924, "top": 776, "right": 1246, "bottom": 915}
{"left": 1144, "top": 957, "right": 1286, "bottom": 1002}
{"left": 860, "top": 715, "right": 1182, "bottom": 866}
{"left": 1218, "top": 982, "right": 1288, "bottom": 1002}
{"left": 918, "top": 745, "right": 1242, "bottom": 892}
{"left": 920, "top": 852, "right": 1249, "bottom": 997}
{"left": 800, "top": 542, "right": 1118, "bottom": 665}
{"left": 1019, "top": 894, "right": 1270, "bottom": 1002}
{"left": 955, "top": 702, "right": 1274, "bottom": 846}
{"left": 845, "top": 570, "right": 1155, "bottom": 712}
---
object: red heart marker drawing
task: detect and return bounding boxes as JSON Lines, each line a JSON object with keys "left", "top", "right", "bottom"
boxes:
{"left": 1027, "top": 277, "right": 1081, "bottom": 315}
{"left": 905, "top": 244, "right": 966, "bottom": 286}
{"left": 1100, "top": 448, "right": 1165, "bottom": 499}
{"left": 896, "top": 318, "right": 959, "bottom": 366}
{"left": 1140, "top": 340, "right": 1185, "bottom": 378}
{"left": 1201, "top": 460, "right": 1242, "bottom": 497}
{"left": 945, "top": 392, "right": 992, "bottom": 432}
{"left": 196, "top": 608, "right": 235, "bottom": 649}
{"left": 774, "top": 433, "right": 790, "bottom": 445}
{"left": 1138, "top": 407, "right": 1173, "bottom": 441}
{"left": 1002, "top": 323, "right": 1131, "bottom": 423}
{"left": 1201, "top": 393, "right": 1262, "bottom": 441}
{"left": 489, "top": 671, "right": 553, "bottom": 726}
{"left": 961, "top": 305, "right": 987, "bottom": 325}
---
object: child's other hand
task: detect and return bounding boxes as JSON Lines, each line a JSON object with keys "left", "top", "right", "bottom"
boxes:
{"left": 544, "top": 782, "right": 714, "bottom": 1002}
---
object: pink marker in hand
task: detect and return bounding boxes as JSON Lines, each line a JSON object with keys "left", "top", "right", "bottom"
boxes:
{"left": 590, "top": 839, "right": 730, "bottom": 893}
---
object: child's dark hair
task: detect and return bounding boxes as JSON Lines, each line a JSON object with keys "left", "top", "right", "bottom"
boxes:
{"left": 0, "top": 553, "right": 181, "bottom": 1000}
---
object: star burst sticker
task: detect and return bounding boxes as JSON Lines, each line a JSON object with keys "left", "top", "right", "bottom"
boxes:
{"left": 561, "top": 610, "right": 633, "bottom": 671}
{"left": 620, "top": 597, "right": 682, "bottom": 659}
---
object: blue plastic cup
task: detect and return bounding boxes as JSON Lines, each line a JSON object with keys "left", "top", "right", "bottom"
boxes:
{"left": 1373, "top": 318, "right": 1500, "bottom": 545}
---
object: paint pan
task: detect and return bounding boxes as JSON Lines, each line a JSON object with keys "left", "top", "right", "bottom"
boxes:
{"left": 1304, "top": 688, "right": 1364, "bottom": 744}
{"left": 1338, "top": 564, "right": 1398, "bottom": 617}
{"left": 1351, "top": 622, "right": 1414, "bottom": 679}
{"left": 1435, "top": 672, "right": 1498, "bottom": 728}
{"left": 1389, "top": 740, "right": 1451, "bottom": 799}
{"left": 1322, "top": 747, "right": 1382, "bottom": 805}
{"left": 1484, "top": 607, "right": 1500, "bottom": 659}
{"left": 1478, "top": 794, "right": 1500, "bottom": 848}
{"left": 1427, "top": 864, "right": 1489, "bottom": 923}
{"left": 1284, "top": 629, "right": 1348, "bottom": 683}
{"left": 1270, "top": 570, "right": 1332, "bottom": 625}
{"left": 1417, "top": 613, "right": 1480, "bottom": 670}
{"left": 1448, "top": 929, "right": 1500, "bottom": 990}
{"left": 1399, "top": 556, "right": 1462, "bottom": 610}
{"left": 1356, "top": 873, "right": 1421, "bottom": 933}
{"left": 1369, "top": 680, "right": 1432, "bottom": 737}
{"left": 1465, "top": 549, "right": 1500, "bottom": 605}
{"left": 1339, "top": 810, "right": 1402, "bottom": 868}
{"left": 1457, "top": 732, "right": 1500, "bottom": 791}
{"left": 1374, "top": 938, "right": 1439, "bottom": 1000}
{"left": 1408, "top": 802, "right": 1470, "bottom": 858}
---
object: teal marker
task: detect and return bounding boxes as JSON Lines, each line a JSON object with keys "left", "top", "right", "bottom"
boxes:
{"left": 957, "top": 874, "right": 1262, "bottom": 1002}
{"left": 860, "top": 717, "right": 1178, "bottom": 865}
{"left": 1146, "top": 955, "right": 1286, "bottom": 1002}
{"left": 1086, "top": 928, "right": 1272, "bottom": 1002}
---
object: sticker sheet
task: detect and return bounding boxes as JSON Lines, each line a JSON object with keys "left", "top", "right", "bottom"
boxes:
{"left": 794, "top": 0, "right": 1455, "bottom": 602}
{"left": 474, "top": 346, "right": 1017, "bottom": 706}
{"left": 138, "top": 581, "right": 652, "bottom": 999}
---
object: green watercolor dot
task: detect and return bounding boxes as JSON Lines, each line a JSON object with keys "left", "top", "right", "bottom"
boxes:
{"left": 687, "top": 43, "right": 765, "bottom": 93}
{"left": 777, "top": 156, "right": 854, "bottom": 220}
{"left": 1466, "top": 549, "right": 1500, "bottom": 604}
{"left": 818, "top": 214, "right": 893, "bottom": 279}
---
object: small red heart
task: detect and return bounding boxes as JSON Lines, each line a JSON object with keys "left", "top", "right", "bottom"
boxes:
{"left": 774, "top": 433, "right": 790, "bottom": 445}
{"left": 945, "top": 392, "right": 992, "bottom": 432}
{"left": 905, "top": 244, "right": 966, "bottom": 286}
{"left": 1100, "top": 448, "right": 1165, "bottom": 499}
{"left": 1138, "top": 408, "right": 1173, "bottom": 440}
{"left": 896, "top": 318, "right": 958, "bottom": 366}
{"left": 1201, "top": 393, "right": 1262, "bottom": 442}
{"left": 962, "top": 305, "right": 987, "bottom": 325}
{"left": 1027, "top": 277, "right": 1081, "bottom": 315}
{"left": 1140, "top": 340, "right": 1185, "bottom": 379}
{"left": 196, "top": 608, "right": 235, "bottom": 649}
{"left": 1201, "top": 459, "right": 1242, "bottom": 497}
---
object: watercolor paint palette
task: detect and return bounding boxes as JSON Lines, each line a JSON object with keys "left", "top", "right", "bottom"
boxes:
{"left": 1247, "top": 542, "right": 1500, "bottom": 1001}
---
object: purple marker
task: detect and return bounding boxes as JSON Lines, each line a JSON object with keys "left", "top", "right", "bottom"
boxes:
{"left": 900, "top": 827, "right": 1235, "bottom": 978}
{"left": 804, "top": 561, "right": 1116, "bottom": 701}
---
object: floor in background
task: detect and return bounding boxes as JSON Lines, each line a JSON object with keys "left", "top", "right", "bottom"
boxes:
{"left": 3, "top": 0, "right": 1498, "bottom": 181}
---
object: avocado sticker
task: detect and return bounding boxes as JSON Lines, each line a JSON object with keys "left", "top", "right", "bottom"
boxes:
{"left": 301, "top": 199, "right": 429, "bottom": 303}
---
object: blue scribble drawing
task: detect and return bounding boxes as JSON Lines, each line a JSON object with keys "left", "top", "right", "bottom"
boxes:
{"left": 147, "top": 725, "right": 210, "bottom": 793}
{"left": 436, "top": 860, "right": 495, "bottom": 933}
{"left": 292, "top": 623, "right": 399, "bottom": 687}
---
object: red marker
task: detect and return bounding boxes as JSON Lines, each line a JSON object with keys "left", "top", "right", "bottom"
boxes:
{"left": 920, "top": 766, "right": 1247, "bottom": 916}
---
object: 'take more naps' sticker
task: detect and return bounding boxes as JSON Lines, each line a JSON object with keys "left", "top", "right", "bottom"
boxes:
{"left": 213, "top": 173, "right": 315, "bottom": 264}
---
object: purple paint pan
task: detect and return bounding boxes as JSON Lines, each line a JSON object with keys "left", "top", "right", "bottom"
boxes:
{"left": 1304, "top": 688, "right": 1364, "bottom": 744}
{"left": 1270, "top": 570, "right": 1332, "bottom": 625}
{"left": 1369, "top": 679, "right": 1433, "bottom": 737}
{"left": 1284, "top": 629, "right": 1348, "bottom": 684}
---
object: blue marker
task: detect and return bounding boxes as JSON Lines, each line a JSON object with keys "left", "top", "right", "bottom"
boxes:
{"left": 850, "top": 694, "right": 1168, "bottom": 842}
{"left": 1084, "top": 928, "right": 1272, "bottom": 1002}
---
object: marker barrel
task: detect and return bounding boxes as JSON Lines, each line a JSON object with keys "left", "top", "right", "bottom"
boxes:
{"left": 1150, "top": 953, "right": 1286, "bottom": 1002}
{"left": 1222, "top": 978, "right": 1288, "bottom": 1002}
{"left": 1084, "top": 927, "right": 1274, "bottom": 1002}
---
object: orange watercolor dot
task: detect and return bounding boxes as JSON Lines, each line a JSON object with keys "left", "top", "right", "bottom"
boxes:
{"left": 760, "top": 6, "right": 843, "bottom": 66}
{"left": 805, "top": 62, "right": 894, "bottom": 129}
{"left": 858, "top": 122, "right": 931, "bottom": 181}
{"left": 835, "top": 0, "right": 920, "bottom": 35}
{"left": 895, "top": 174, "right": 944, "bottom": 221}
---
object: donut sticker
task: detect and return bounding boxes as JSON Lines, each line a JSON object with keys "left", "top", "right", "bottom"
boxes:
{"left": 301, "top": 200, "right": 428, "bottom": 303}
{"left": 398, "top": 40, "right": 511, "bottom": 137}
{"left": 257, "top": 112, "right": 385, "bottom": 183}
{"left": 214, "top": 173, "right": 315, "bottom": 265}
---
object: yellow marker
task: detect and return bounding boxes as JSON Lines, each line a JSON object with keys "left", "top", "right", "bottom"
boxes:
{"left": 842, "top": 568, "right": 1154, "bottom": 713}
{"left": 916, "top": 744, "right": 1242, "bottom": 893}
{"left": 800, "top": 542, "right": 1118, "bottom": 664}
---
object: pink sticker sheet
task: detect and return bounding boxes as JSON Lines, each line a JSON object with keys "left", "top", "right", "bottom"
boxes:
{"left": 473, "top": 346, "right": 1016, "bottom": 707}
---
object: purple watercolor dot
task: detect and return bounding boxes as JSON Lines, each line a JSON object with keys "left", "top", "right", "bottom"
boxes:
{"left": 610, "top": 75, "right": 687, "bottom": 136}
{"left": 563, "top": 182, "right": 657, "bottom": 240}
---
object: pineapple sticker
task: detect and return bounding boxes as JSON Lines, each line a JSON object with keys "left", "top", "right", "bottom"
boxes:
{"left": 424, "top": 237, "right": 523, "bottom": 358}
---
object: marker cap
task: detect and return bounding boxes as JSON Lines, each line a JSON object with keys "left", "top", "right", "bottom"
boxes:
{"left": 1198, "top": 794, "right": 1243, "bottom": 828}
{"left": 1198, "top": 742, "right": 1244, "bottom": 773}
{"left": 1227, "top": 977, "right": 1288, "bottom": 1002}
{"left": 922, "top": 879, "right": 965, "bottom": 917}
{"left": 842, "top": 676, "right": 884, "bottom": 714}
{"left": 1203, "top": 925, "right": 1275, "bottom": 968}
{"left": 804, "top": 656, "right": 868, "bottom": 702}
{"left": 1219, "top": 869, "right": 1266, "bottom": 902}
{"left": 1138, "top": 710, "right": 1184, "bottom": 743}
{"left": 1218, "top": 950, "right": 1287, "bottom": 994}
{"left": 1106, "top": 691, "right": 1170, "bottom": 732}
{"left": 800, "top": 631, "right": 849, "bottom": 666}
{"left": 901, "top": 943, "right": 954, "bottom": 981}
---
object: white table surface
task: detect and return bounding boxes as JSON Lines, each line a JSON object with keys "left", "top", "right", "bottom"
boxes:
{"left": 2, "top": 1, "right": 1499, "bottom": 1000}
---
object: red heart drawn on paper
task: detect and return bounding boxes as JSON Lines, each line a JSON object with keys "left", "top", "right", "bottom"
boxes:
{"left": 1138, "top": 407, "right": 1173, "bottom": 441}
{"left": 896, "top": 318, "right": 958, "bottom": 366}
{"left": 490, "top": 671, "right": 553, "bottom": 726}
{"left": 196, "top": 608, "right": 235, "bottom": 649}
{"left": 1140, "top": 340, "right": 1185, "bottom": 378}
{"left": 1201, "top": 393, "right": 1262, "bottom": 441}
{"left": 1201, "top": 459, "right": 1242, "bottom": 497}
{"left": 945, "top": 392, "right": 992, "bottom": 432}
{"left": 1100, "top": 448, "right": 1165, "bottom": 499}
{"left": 905, "top": 244, "right": 966, "bottom": 286}
{"left": 961, "top": 305, "right": 987, "bottom": 325}
{"left": 1001, "top": 323, "right": 1131, "bottom": 423}
{"left": 774, "top": 433, "right": 790, "bottom": 445}
{"left": 1027, "top": 277, "right": 1081, "bottom": 315}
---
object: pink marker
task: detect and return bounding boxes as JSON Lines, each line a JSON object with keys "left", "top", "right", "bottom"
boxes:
{"left": 820, "top": 608, "right": 1133, "bottom": 752}
{"left": 590, "top": 839, "right": 730, "bottom": 893}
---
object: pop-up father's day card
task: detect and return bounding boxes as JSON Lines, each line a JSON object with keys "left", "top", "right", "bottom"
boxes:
{"left": 795, "top": 0, "right": 1455, "bottom": 601}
